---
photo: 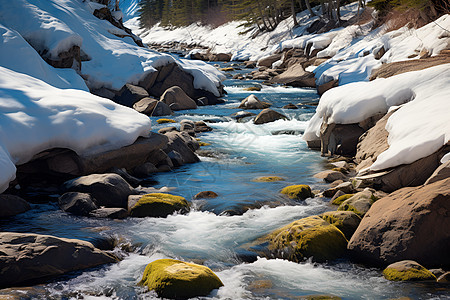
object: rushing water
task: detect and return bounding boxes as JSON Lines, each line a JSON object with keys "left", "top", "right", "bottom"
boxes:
{"left": 1, "top": 62, "right": 449, "bottom": 299}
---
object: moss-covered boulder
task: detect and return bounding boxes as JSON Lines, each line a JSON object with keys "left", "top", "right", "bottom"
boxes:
{"left": 337, "top": 189, "right": 377, "bottom": 217}
{"left": 140, "top": 259, "right": 223, "bottom": 299}
{"left": 331, "top": 194, "right": 354, "bottom": 205}
{"left": 280, "top": 185, "right": 313, "bottom": 200}
{"left": 320, "top": 211, "right": 361, "bottom": 240}
{"left": 383, "top": 260, "right": 436, "bottom": 281}
{"left": 264, "top": 216, "right": 348, "bottom": 262}
{"left": 129, "top": 193, "right": 189, "bottom": 218}
{"left": 253, "top": 176, "right": 285, "bottom": 182}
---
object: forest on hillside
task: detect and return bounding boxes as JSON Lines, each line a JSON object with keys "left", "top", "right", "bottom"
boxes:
{"left": 136, "top": 0, "right": 449, "bottom": 32}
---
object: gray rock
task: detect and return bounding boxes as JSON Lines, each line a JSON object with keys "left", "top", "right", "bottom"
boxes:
{"left": 254, "top": 109, "right": 288, "bottom": 125}
{"left": 180, "top": 119, "right": 195, "bottom": 135}
{"left": 0, "top": 232, "right": 116, "bottom": 288}
{"left": 65, "top": 173, "right": 136, "bottom": 209}
{"left": 238, "top": 94, "right": 266, "bottom": 109}
{"left": 194, "top": 121, "right": 212, "bottom": 133}
{"left": 151, "top": 101, "right": 172, "bottom": 116}
{"left": 160, "top": 86, "right": 197, "bottom": 111}
{"left": 58, "top": 192, "right": 97, "bottom": 216}
{"left": 133, "top": 97, "right": 159, "bottom": 114}
{"left": 314, "top": 170, "right": 347, "bottom": 183}
{"left": 89, "top": 208, "right": 128, "bottom": 219}
{"left": 164, "top": 132, "right": 200, "bottom": 165}
{"left": 323, "top": 182, "right": 355, "bottom": 198}
{"left": 0, "top": 195, "right": 31, "bottom": 218}
{"left": 158, "top": 126, "right": 178, "bottom": 135}
{"left": 133, "top": 162, "right": 159, "bottom": 177}
{"left": 115, "top": 84, "right": 149, "bottom": 107}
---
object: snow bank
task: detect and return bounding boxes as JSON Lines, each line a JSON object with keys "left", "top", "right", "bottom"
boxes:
{"left": 304, "top": 64, "right": 450, "bottom": 171}
{"left": 0, "top": 0, "right": 223, "bottom": 95}
{"left": 0, "top": 66, "right": 152, "bottom": 193}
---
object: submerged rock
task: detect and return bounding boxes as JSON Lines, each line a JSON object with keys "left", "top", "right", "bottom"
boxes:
{"left": 263, "top": 216, "right": 348, "bottom": 262}
{"left": 254, "top": 109, "right": 288, "bottom": 125}
{"left": 383, "top": 260, "right": 436, "bottom": 281}
{"left": 139, "top": 259, "right": 223, "bottom": 299}
{"left": 89, "top": 207, "right": 128, "bottom": 219}
{"left": 194, "top": 191, "right": 218, "bottom": 199}
{"left": 128, "top": 193, "right": 189, "bottom": 217}
{"left": 0, "top": 232, "right": 116, "bottom": 288}
{"left": 0, "top": 194, "right": 31, "bottom": 218}
{"left": 280, "top": 185, "right": 313, "bottom": 200}
{"left": 58, "top": 192, "right": 97, "bottom": 216}
{"left": 253, "top": 176, "right": 285, "bottom": 182}
{"left": 348, "top": 178, "right": 450, "bottom": 267}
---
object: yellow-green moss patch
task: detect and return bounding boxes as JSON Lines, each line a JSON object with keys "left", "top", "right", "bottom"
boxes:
{"left": 331, "top": 194, "right": 354, "bottom": 205}
{"left": 253, "top": 176, "right": 285, "bottom": 182}
{"left": 280, "top": 185, "right": 313, "bottom": 200}
{"left": 337, "top": 189, "right": 374, "bottom": 217}
{"left": 140, "top": 259, "right": 223, "bottom": 299}
{"left": 383, "top": 261, "right": 436, "bottom": 281}
{"left": 129, "top": 193, "right": 189, "bottom": 218}
{"left": 157, "top": 118, "right": 176, "bottom": 124}
{"left": 220, "top": 67, "right": 234, "bottom": 72}
{"left": 199, "top": 142, "right": 211, "bottom": 146}
{"left": 320, "top": 211, "right": 361, "bottom": 240}
{"left": 265, "top": 216, "right": 348, "bottom": 262}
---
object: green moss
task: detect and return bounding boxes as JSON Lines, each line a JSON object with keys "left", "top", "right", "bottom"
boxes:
{"left": 157, "top": 118, "right": 176, "bottom": 124}
{"left": 140, "top": 259, "right": 223, "bottom": 299}
{"left": 337, "top": 190, "right": 374, "bottom": 217}
{"left": 243, "top": 86, "right": 261, "bottom": 91}
{"left": 253, "top": 176, "right": 285, "bottom": 182}
{"left": 130, "top": 193, "right": 189, "bottom": 218}
{"left": 331, "top": 194, "right": 354, "bottom": 205}
{"left": 280, "top": 185, "right": 313, "bottom": 200}
{"left": 383, "top": 266, "right": 436, "bottom": 281}
{"left": 320, "top": 211, "right": 361, "bottom": 240}
{"left": 331, "top": 167, "right": 347, "bottom": 173}
{"left": 220, "top": 67, "right": 234, "bottom": 72}
{"left": 199, "top": 142, "right": 211, "bottom": 146}
{"left": 267, "top": 216, "right": 348, "bottom": 262}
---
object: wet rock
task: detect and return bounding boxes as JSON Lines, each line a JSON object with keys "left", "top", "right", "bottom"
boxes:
{"left": 139, "top": 259, "right": 223, "bottom": 299}
{"left": 194, "top": 191, "right": 218, "bottom": 199}
{"left": 160, "top": 86, "right": 197, "bottom": 111}
{"left": 133, "top": 162, "right": 159, "bottom": 177}
{"left": 158, "top": 126, "right": 178, "bottom": 135}
{"left": 314, "top": 170, "right": 347, "bottom": 183}
{"left": 210, "top": 53, "right": 232, "bottom": 62}
{"left": 321, "top": 211, "right": 361, "bottom": 240}
{"left": 65, "top": 173, "right": 136, "bottom": 209}
{"left": 111, "top": 167, "right": 141, "bottom": 187}
{"left": 115, "top": 84, "right": 149, "bottom": 107}
{"left": 128, "top": 193, "right": 189, "bottom": 217}
{"left": 383, "top": 260, "right": 436, "bottom": 281}
{"left": 245, "top": 61, "right": 257, "bottom": 68}
{"left": 238, "top": 94, "right": 267, "bottom": 109}
{"left": 194, "top": 121, "right": 213, "bottom": 133}
{"left": 321, "top": 123, "right": 365, "bottom": 157}
{"left": 253, "top": 176, "right": 285, "bottom": 182}
{"left": 231, "top": 110, "right": 257, "bottom": 121}
{"left": 258, "top": 53, "right": 282, "bottom": 67}
{"left": 0, "top": 232, "right": 116, "bottom": 288}
{"left": 282, "top": 103, "right": 298, "bottom": 109}
{"left": 271, "top": 129, "right": 303, "bottom": 135}
{"left": 164, "top": 132, "right": 200, "bottom": 165}
{"left": 262, "top": 216, "right": 348, "bottom": 262}
{"left": 337, "top": 188, "right": 376, "bottom": 217}
{"left": 254, "top": 109, "right": 288, "bottom": 125}
{"left": 58, "top": 192, "right": 97, "bottom": 216}
{"left": 0, "top": 194, "right": 31, "bottom": 218}
{"left": 180, "top": 119, "right": 195, "bottom": 135}
{"left": 196, "top": 96, "right": 209, "bottom": 106}
{"left": 348, "top": 178, "right": 450, "bottom": 267}
{"left": 280, "top": 184, "right": 313, "bottom": 200}
{"left": 132, "top": 97, "right": 172, "bottom": 117}
{"left": 89, "top": 207, "right": 128, "bottom": 219}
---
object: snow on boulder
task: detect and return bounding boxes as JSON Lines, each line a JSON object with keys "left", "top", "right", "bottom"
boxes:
{"left": 304, "top": 63, "right": 450, "bottom": 172}
{"left": 0, "top": 0, "right": 224, "bottom": 95}
{"left": 0, "top": 66, "right": 151, "bottom": 193}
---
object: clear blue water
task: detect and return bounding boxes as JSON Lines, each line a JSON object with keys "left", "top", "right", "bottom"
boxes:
{"left": 1, "top": 63, "right": 449, "bottom": 299}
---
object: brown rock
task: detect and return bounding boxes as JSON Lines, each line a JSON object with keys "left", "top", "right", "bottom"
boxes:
{"left": 317, "top": 79, "right": 338, "bottom": 96}
{"left": 44, "top": 45, "right": 81, "bottom": 71}
{"left": 58, "top": 192, "right": 97, "bottom": 216}
{"left": 238, "top": 94, "right": 267, "bottom": 109}
{"left": 194, "top": 191, "right": 218, "bottom": 199}
{"left": 0, "top": 195, "right": 31, "bottom": 218}
{"left": 115, "top": 84, "right": 149, "bottom": 107}
{"left": 254, "top": 109, "right": 288, "bottom": 125}
{"left": 164, "top": 132, "right": 200, "bottom": 165}
{"left": 89, "top": 207, "right": 128, "bottom": 219}
{"left": 269, "top": 63, "right": 316, "bottom": 88}
{"left": 348, "top": 178, "right": 450, "bottom": 267}
{"left": 0, "top": 232, "right": 116, "bottom": 288}
{"left": 257, "top": 53, "right": 282, "bottom": 67}
{"left": 314, "top": 170, "right": 347, "bottom": 183}
{"left": 132, "top": 97, "right": 159, "bottom": 114}
{"left": 425, "top": 160, "right": 450, "bottom": 185}
{"left": 160, "top": 86, "right": 197, "bottom": 111}
{"left": 373, "top": 46, "right": 386, "bottom": 60}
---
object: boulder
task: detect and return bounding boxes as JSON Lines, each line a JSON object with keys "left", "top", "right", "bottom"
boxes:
{"left": 133, "top": 162, "right": 159, "bottom": 177}
{"left": 257, "top": 53, "right": 282, "bottom": 67}
{"left": 331, "top": 193, "right": 354, "bottom": 206}
{"left": 425, "top": 160, "right": 450, "bottom": 185}
{"left": 263, "top": 216, "right": 348, "bottom": 262}
{"left": 253, "top": 176, "right": 285, "bottom": 182}
{"left": 280, "top": 185, "right": 313, "bottom": 200}
{"left": 128, "top": 193, "right": 190, "bottom": 217}
{"left": 132, "top": 97, "right": 159, "bottom": 115}
{"left": 238, "top": 94, "right": 267, "bottom": 109}
{"left": 164, "top": 132, "right": 200, "bottom": 165}
{"left": 193, "top": 191, "right": 218, "bottom": 199}
{"left": 348, "top": 178, "right": 450, "bottom": 267}
{"left": 320, "top": 211, "right": 361, "bottom": 240}
{"left": 44, "top": 45, "right": 81, "bottom": 71}
{"left": 254, "top": 109, "right": 288, "bottom": 125}
{"left": 313, "top": 170, "right": 347, "bottom": 183}
{"left": 160, "top": 86, "right": 197, "bottom": 111}
{"left": 0, "top": 195, "right": 31, "bottom": 218}
{"left": 317, "top": 79, "right": 339, "bottom": 96}
{"left": 269, "top": 63, "right": 316, "bottom": 88}
{"left": 65, "top": 173, "right": 136, "bottom": 209}
{"left": 282, "top": 103, "right": 298, "bottom": 109}
{"left": 373, "top": 46, "right": 386, "bottom": 60}
{"left": 158, "top": 126, "right": 177, "bottom": 135}
{"left": 320, "top": 123, "right": 365, "bottom": 157}
{"left": 194, "top": 121, "right": 213, "bottom": 133}
{"left": 58, "top": 192, "right": 97, "bottom": 216}
{"left": 180, "top": 119, "right": 195, "bottom": 135}
{"left": 0, "top": 232, "right": 116, "bottom": 288}
{"left": 323, "top": 182, "right": 355, "bottom": 198}
{"left": 337, "top": 188, "right": 376, "bottom": 217}
{"left": 383, "top": 260, "right": 436, "bottom": 281}
{"left": 210, "top": 53, "right": 232, "bottom": 61}
{"left": 115, "top": 84, "right": 149, "bottom": 107}
{"left": 139, "top": 259, "right": 223, "bottom": 299}
{"left": 89, "top": 208, "right": 128, "bottom": 219}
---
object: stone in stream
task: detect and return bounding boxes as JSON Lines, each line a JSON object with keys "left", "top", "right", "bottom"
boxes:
{"left": 194, "top": 121, "right": 213, "bottom": 133}
{"left": 337, "top": 188, "right": 377, "bottom": 217}
{"left": 280, "top": 184, "right": 313, "bottom": 200}
{"left": 254, "top": 109, "right": 288, "bottom": 125}
{"left": 0, "top": 232, "right": 117, "bottom": 288}
{"left": 238, "top": 94, "right": 268, "bottom": 109}
{"left": 194, "top": 191, "right": 218, "bottom": 199}
{"left": 252, "top": 176, "right": 285, "bottom": 182}
{"left": 64, "top": 173, "right": 136, "bottom": 209}
{"left": 160, "top": 86, "right": 197, "bottom": 111}
{"left": 128, "top": 193, "right": 190, "bottom": 217}
{"left": 0, "top": 194, "right": 31, "bottom": 218}
{"left": 139, "top": 259, "right": 223, "bottom": 299}
{"left": 313, "top": 170, "right": 347, "bottom": 183}
{"left": 282, "top": 103, "right": 298, "bottom": 109}
{"left": 320, "top": 211, "right": 361, "bottom": 240}
{"left": 164, "top": 131, "right": 200, "bottom": 165}
{"left": 382, "top": 260, "right": 436, "bottom": 281}
{"left": 89, "top": 207, "right": 128, "bottom": 219}
{"left": 58, "top": 192, "right": 98, "bottom": 216}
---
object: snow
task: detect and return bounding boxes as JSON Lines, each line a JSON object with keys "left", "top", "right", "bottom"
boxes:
{"left": 0, "top": 66, "right": 152, "bottom": 193}
{"left": 304, "top": 64, "right": 450, "bottom": 172}
{"left": 0, "top": 0, "right": 223, "bottom": 95}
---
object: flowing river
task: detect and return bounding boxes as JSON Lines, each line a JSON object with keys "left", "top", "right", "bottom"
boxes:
{"left": 1, "top": 61, "right": 448, "bottom": 299}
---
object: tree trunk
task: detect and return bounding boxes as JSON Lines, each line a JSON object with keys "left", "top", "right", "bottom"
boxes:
{"left": 305, "top": 0, "right": 316, "bottom": 17}
{"left": 291, "top": 0, "right": 299, "bottom": 27}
